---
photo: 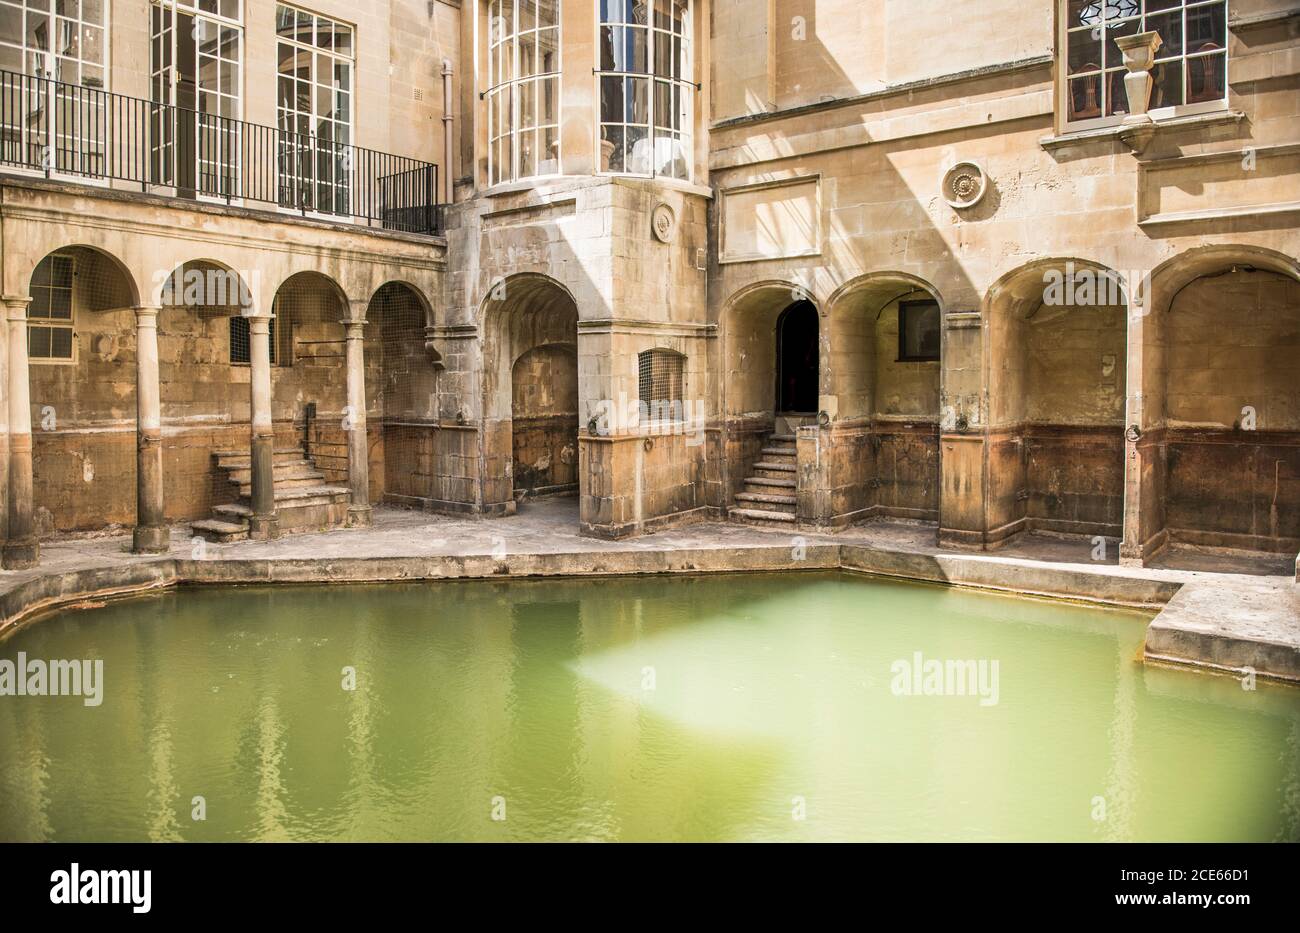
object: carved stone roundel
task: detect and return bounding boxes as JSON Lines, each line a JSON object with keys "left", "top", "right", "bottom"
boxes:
{"left": 651, "top": 202, "right": 676, "bottom": 242}
{"left": 942, "top": 161, "right": 988, "bottom": 210}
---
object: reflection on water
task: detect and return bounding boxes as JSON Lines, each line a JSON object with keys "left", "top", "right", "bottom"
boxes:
{"left": 0, "top": 573, "right": 1296, "bottom": 841}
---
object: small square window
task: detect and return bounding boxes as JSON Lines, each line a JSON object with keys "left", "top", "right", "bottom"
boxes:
{"left": 898, "top": 300, "right": 940, "bottom": 362}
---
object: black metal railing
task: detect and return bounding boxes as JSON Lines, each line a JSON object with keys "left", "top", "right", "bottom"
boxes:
{"left": 0, "top": 69, "right": 443, "bottom": 235}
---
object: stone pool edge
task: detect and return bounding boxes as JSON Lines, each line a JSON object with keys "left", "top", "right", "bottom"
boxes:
{"left": 0, "top": 544, "right": 1295, "bottom": 684}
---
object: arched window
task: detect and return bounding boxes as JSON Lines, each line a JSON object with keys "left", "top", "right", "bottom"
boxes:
{"left": 638, "top": 348, "right": 685, "bottom": 422}
{"left": 1062, "top": 0, "right": 1226, "bottom": 127}
{"left": 597, "top": 0, "right": 693, "bottom": 180}
{"left": 487, "top": 0, "right": 561, "bottom": 185}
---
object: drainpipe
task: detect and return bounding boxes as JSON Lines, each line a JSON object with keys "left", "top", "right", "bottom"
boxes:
{"left": 441, "top": 59, "right": 454, "bottom": 204}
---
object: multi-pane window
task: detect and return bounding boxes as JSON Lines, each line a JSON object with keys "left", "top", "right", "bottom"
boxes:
{"left": 597, "top": 0, "right": 691, "bottom": 180}
{"left": 637, "top": 348, "right": 685, "bottom": 422}
{"left": 0, "top": 0, "right": 106, "bottom": 86}
{"left": 229, "top": 315, "right": 275, "bottom": 365}
{"left": 150, "top": 1, "right": 243, "bottom": 197}
{"left": 486, "top": 0, "right": 560, "bottom": 185}
{"left": 28, "top": 251, "right": 75, "bottom": 361}
{"left": 276, "top": 4, "right": 353, "bottom": 213}
{"left": 898, "top": 301, "right": 940, "bottom": 363}
{"left": 1064, "top": 0, "right": 1227, "bottom": 126}
{"left": 1, "top": 1, "right": 108, "bottom": 176}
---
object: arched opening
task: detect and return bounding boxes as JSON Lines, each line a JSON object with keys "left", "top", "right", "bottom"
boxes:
{"left": 1143, "top": 251, "right": 1300, "bottom": 563}
{"left": 511, "top": 344, "right": 578, "bottom": 498}
{"left": 986, "top": 259, "right": 1127, "bottom": 550}
{"left": 823, "top": 273, "right": 943, "bottom": 527}
{"left": 269, "top": 272, "right": 350, "bottom": 485}
{"left": 720, "top": 282, "right": 820, "bottom": 525}
{"left": 368, "top": 281, "right": 438, "bottom": 509}
{"left": 483, "top": 274, "right": 580, "bottom": 517}
{"left": 776, "top": 299, "right": 818, "bottom": 414}
{"left": 26, "top": 246, "right": 139, "bottom": 536}
{"left": 157, "top": 259, "right": 257, "bottom": 526}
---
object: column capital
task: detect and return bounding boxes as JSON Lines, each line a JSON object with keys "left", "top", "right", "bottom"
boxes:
{"left": 2, "top": 295, "right": 32, "bottom": 319}
{"left": 341, "top": 318, "right": 369, "bottom": 337}
{"left": 133, "top": 305, "right": 162, "bottom": 322}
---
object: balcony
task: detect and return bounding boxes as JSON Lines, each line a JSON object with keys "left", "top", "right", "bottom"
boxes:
{"left": 0, "top": 69, "right": 443, "bottom": 237}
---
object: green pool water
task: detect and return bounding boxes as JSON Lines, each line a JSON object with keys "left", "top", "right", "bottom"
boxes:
{"left": 1, "top": 572, "right": 1297, "bottom": 842}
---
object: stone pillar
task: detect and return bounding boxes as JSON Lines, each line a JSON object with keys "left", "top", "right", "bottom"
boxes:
{"left": 342, "top": 315, "right": 371, "bottom": 526}
{"left": 247, "top": 313, "right": 278, "bottom": 539}
{"left": 3, "top": 296, "right": 38, "bottom": 569}
{"left": 132, "top": 306, "right": 169, "bottom": 553}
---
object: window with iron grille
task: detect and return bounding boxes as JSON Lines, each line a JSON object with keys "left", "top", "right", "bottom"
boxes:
{"left": 28, "top": 252, "right": 75, "bottom": 362}
{"left": 637, "top": 348, "right": 684, "bottom": 422}
{"left": 229, "top": 314, "right": 276, "bottom": 364}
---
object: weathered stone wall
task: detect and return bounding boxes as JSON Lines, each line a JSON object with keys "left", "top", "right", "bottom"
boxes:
{"left": 511, "top": 345, "right": 579, "bottom": 496}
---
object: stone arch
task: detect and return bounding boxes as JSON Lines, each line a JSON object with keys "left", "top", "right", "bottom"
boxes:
{"left": 720, "top": 279, "right": 822, "bottom": 421}
{"left": 1136, "top": 246, "right": 1300, "bottom": 559}
{"left": 820, "top": 271, "right": 947, "bottom": 527}
{"left": 155, "top": 259, "right": 259, "bottom": 523}
{"left": 983, "top": 257, "right": 1129, "bottom": 547}
{"left": 480, "top": 273, "right": 580, "bottom": 513}
{"left": 367, "top": 280, "right": 442, "bottom": 510}
{"left": 25, "top": 245, "right": 141, "bottom": 535}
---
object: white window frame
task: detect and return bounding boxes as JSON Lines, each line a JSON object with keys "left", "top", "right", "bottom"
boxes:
{"left": 0, "top": 0, "right": 111, "bottom": 182}
{"left": 28, "top": 251, "right": 77, "bottom": 365}
{"left": 274, "top": 2, "right": 355, "bottom": 217}
{"left": 150, "top": 0, "right": 244, "bottom": 202}
{"left": 595, "top": 0, "right": 693, "bottom": 181}
{"left": 485, "top": 0, "right": 562, "bottom": 186}
{"left": 1059, "top": 0, "right": 1229, "bottom": 133}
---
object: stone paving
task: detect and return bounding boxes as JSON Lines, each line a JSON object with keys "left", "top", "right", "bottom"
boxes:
{"left": 2, "top": 498, "right": 1297, "bottom": 682}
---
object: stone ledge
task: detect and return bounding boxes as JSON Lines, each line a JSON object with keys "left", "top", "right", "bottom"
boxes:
{"left": 1, "top": 511, "right": 1295, "bottom": 684}
{"left": 1039, "top": 110, "right": 1247, "bottom": 151}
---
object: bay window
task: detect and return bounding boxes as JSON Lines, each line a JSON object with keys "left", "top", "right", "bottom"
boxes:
{"left": 486, "top": 0, "right": 560, "bottom": 185}
{"left": 597, "top": 0, "right": 691, "bottom": 180}
{"left": 1063, "top": 0, "right": 1227, "bottom": 128}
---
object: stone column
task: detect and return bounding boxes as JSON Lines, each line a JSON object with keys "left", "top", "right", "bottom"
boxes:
{"left": 342, "top": 315, "right": 371, "bottom": 526}
{"left": 247, "top": 313, "right": 278, "bottom": 539}
{"left": 132, "top": 306, "right": 169, "bottom": 553}
{"left": 3, "top": 296, "right": 38, "bottom": 568}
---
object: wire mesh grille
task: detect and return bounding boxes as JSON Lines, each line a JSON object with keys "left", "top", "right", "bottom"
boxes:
{"left": 638, "top": 348, "right": 684, "bottom": 422}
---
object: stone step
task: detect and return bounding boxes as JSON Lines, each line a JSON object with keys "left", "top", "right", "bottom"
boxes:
{"left": 730, "top": 507, "right": 797, "bottom": 525}
{"left": 273, "top": 485, "right": 351, "bottom": 507}
{"left": 236, "top": 476, "right": 333, "bottom": 497}
{"left": 752, "top": 460, "right": 796, "bottom": 473}
{"left": 770, "top": 434, "right": 796, "bottom": 443}
{"left": 735, "top": 491, "right": 797, "bottom": 509}
{"left": 228, "top": 464, "right": 326, "bottom": 486}
{"left": 212, "top": 503, "right": 252, "bottom": 519}
{"left": 213, "top": 447, "right": 306, "bottom": 468}
{"left": 760, "top": 446, "right": 797, "bottom": 457}
{"left": 744, "top": 476, "right": 796, "bottom": 489}
{"left": 191, "top": 518, "right": 249, "bottom": 543}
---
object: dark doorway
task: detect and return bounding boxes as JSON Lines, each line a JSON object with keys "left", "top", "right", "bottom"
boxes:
{"left": 776, "top": 300, "right": 818, "bottom": 413}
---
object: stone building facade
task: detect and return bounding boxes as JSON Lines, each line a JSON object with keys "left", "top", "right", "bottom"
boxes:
{"left": 0, "top": 1, "right": 1296, "bottom": 569}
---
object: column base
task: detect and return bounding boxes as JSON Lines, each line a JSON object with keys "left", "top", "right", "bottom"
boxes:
{"left": 2, "top": 538, "right": 40, "bottom": 570}
{"left": 249, "top": 514, "right": 280, "bottom": 540}
{"left": 346, "top": 506, "right": 373, "bottom": 528}
{"left": 132, "top": 524, "right": 171, "bottom": 554}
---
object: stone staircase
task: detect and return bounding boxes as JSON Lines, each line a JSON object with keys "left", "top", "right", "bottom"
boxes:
{"left": 190, "top": 445, "right": 351, "bottom": 543}
{"left": 730, "top": 431, "right": 798, "bottom": 527}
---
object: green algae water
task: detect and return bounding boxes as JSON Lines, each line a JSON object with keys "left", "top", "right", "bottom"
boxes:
{"left": 1, "top": 572, "right": 1297, "bottom": 842}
